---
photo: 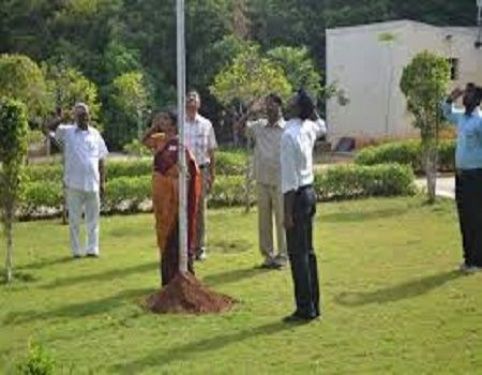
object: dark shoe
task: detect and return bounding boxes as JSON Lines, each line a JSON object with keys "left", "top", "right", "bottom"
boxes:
{"left": 86, "top": 253, "right": 99, "bottom": 258}
{"left": 282, "top": 312, "right": 318, "bottom": 323}
{"left": 73, "top": 254, "right": 82, "bottom": 259}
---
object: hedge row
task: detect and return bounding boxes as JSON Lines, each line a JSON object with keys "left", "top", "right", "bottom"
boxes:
{"left": 26, "top": 150, "right": 248, "bottom": 182}
{"left": 20, "top": 163, "right": 415, "bottom": 218}
{"left": 314, "top": 163, "right": 416, "bottom": 201}
{"left": 355, "top": 139, "right": 456, "bottom": 173}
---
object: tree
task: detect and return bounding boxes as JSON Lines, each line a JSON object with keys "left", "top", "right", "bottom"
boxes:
{"left": 106, "top": 71, "right": 150, "bottom": 148}
{"left": 45, "top": 63, "right": 101, "bottom": 125}
{"left": 0, "top": 98, "right": 29, "bottom": 283}
{"left": 266, "top": 46, "right": 322, "bottom": 98}
{"left": 0, "top": 54, "right": 51, "bottom": 125}
{"left": 210, "top": 46, "right": 292, "bottom": 107}
{"left": 400, "top": 51, "right": 450, "bottom": 203}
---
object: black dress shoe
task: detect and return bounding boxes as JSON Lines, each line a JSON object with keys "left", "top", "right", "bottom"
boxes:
{"left": 282, "top": 312, "right": 318, "bottom": 323}
{"left": 86, "top": 253, "right": 99, "bottom": 258}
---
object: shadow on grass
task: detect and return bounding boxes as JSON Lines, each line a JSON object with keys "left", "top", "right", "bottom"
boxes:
{"left": 334, "top": 270, "right": 462, "bottom": 306}
{"left": 40, "top": 261, "right": 158, "bottom": 289}
{"left": 18, "top": 256, "right": 73, "bottom": 271}
{"left": 202, "top": 267, "right": 271, "bottom": 286}
{"left": 0, "top": 271, "right": 39, "bottom": 285}
{"left": 322, "top": 207, "right": 409, "bottom": 223}
{"left": 3, "top": 287, "right": 154, "bottom": 325}
{"left": 113, "top": 320, "right": 299, "bottom": 374}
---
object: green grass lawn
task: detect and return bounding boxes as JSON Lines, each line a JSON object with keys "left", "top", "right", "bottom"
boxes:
{"left": 1, "top": 197, "right": 482, "bottom": 374}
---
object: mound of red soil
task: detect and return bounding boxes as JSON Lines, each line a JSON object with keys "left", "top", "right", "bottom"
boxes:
{"left": 145, "top": 272, "right": 235, "bottom": 314}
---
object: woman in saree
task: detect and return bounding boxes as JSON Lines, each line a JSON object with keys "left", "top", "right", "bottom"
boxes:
{"left": 142, "top": 110, "right": 202, "bottom": 286}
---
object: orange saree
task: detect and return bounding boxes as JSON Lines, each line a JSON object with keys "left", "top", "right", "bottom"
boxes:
{"left": 147, "top": 134, "right": 201, "bottom": 285}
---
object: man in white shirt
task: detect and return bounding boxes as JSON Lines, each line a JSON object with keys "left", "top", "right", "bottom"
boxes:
{"left": 46, "top": 103, "right": 108, "bottom": 258}
{"left": 184, "top": 90, "right": 218, "bottom": 261}
{"left": 281, "top": 89, "right": 327, "bottom": 322}
{"left": 237, "top": 94, "right": 287, "bottom": 269}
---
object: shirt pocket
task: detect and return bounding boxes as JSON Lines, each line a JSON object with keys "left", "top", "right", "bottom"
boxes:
{"left": 195, "top": 133, "right": 207, "bottom": 150}
{"left": 85, "top": 137, "right": 99, "bottom": 156}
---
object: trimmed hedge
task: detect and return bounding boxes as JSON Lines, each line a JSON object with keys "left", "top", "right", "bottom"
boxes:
{"left": 355, "top": 139, "right": 456, "bottom": 173}
{"left": 19, "top": 163, "right": 415, "bottom": 218}
{"left": 26, "top": 150, "right": 247, "bottom": 182}
{"left": 314, "top": 163, "right": 416, "bottom": 201}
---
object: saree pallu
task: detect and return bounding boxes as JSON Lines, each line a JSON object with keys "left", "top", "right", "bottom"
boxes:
{"left": 151, "top": 136, "right": 201, "bottom": 285}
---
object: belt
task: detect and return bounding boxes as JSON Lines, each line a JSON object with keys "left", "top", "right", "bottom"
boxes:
{"left": 297, "top": 184, "right": 313, "bottom": 192}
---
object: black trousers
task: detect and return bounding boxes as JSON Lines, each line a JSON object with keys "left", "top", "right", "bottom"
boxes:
{"left": 455, "top": 169, "right": 482, "bottom": 267}
{"left": 286, "top": 186, "right": 320, "bottom": 317}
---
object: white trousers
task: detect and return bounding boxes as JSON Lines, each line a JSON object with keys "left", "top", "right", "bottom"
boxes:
{"left": 66, "top": 188, "right": 101, "bottom": 256}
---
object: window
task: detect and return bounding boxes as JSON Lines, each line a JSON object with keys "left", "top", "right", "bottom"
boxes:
{"left": 447, "top": 58, "right": 459, "bottom": 80}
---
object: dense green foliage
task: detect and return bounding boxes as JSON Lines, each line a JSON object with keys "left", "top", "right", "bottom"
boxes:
{"left": 0, "top": 98, "right": 29, "bottom": 282}
{"left": 355, "top": 139, "right": 456, "bottom": 173}
{"left": 0, "top": 0, "right": 472, "bottom": 148}
{"left": 315, "top": 163, "right": 416, "bottom": 200}
{"left": 21, "top": 157, "right": 414, "bottom": 216}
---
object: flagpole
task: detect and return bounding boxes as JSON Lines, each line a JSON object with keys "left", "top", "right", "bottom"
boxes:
{"left": 176, "top": 0, "right": 188, "bottom": 273}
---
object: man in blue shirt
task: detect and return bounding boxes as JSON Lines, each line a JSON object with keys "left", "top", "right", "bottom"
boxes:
{"left": 442, "top": 83, "right": 482, "bottom": 273}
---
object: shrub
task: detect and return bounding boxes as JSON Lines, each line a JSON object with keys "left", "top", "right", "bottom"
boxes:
{"left": 25, "top": 149, "right": 247, "bottom": 182}
{"left": 26, "top": 164, "right": 63, "bottom": 182}
{"left": 16, "top": 342, "right": 55, "bottom": 375}
{"left": 123, "top": 139, "right": 152, "bottom": 157}
{"left": 23, "top": 181, "right": 63, "bottom": 213}
{"left": 210, "top": 175, "right": 255, "bottom": 207}
{"left": 355, "top": 139, "right": 456, "bottom": 173}
{"left": 314, "top": 163, "right": 416, "bottom": 201}
{"left": 104, "top": 175, "right": 151, "bottom": 211}
{"left": 215, "top": 150, "right": 247, "bottom": 176}
{"left": 20, "top": 162, "right": 415, "bottom": 218}
{"left": 106, "top": 159, "right": 152, "bottom": 179}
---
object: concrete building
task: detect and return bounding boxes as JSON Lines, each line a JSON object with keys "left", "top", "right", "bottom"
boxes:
{"left": 326, "top": 20, "right": 482, "bottom": 145}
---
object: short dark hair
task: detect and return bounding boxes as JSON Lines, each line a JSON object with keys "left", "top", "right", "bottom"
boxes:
{"left": 166, "top": 109, "right": 178, "bottom": 126}
{"left": 267, "top": 93, "right": 283, "bottom": 106}
{"left": 296, "top": 89, "right": 315, "bottom": 120}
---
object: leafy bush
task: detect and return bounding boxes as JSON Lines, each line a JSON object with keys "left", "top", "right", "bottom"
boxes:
{"left": 210, "top": 175, "right": 254, "bottom": 207}
{"left": 16, "top": 342, "right": 55, "bottom": 375}
{"left": 26, "top": 164, "right": 63, "bottom": 182}
{"left": 23, "top": 181, "right": 63, "bottom": 214}
{"left": 20, "top": 159, "right": 415, "bottom": 218}
{"left": 314, "top": 163, "right": 416, "bottom": 201}
{"left": 215, "top": 150, "right": 247, "bottom": 176}
{"left": 105, "top": 159, "right": 152, "bottom": 179}
{"left": 355, "top": 139, "right": 455, "bottom": 173}
{"left": 123, "top": 139, "right": 152, "bottom": 157}
{"left": 104, "top": 175, "right": 151, "bottom": 212}
{"left": 25, "top": 149, "right": 247, "bottom": 182}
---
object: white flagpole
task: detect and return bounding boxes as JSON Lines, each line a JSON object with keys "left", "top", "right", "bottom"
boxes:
{"left": 176, "top": 0, "right": 188, "bottom": 273}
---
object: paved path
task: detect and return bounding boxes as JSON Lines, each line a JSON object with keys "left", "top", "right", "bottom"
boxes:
{"left": 415, "top": 176, "right": 455, "bottom": 199}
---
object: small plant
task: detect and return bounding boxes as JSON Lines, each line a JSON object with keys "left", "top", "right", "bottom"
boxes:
{"left": 123, "top": 139, "right": 151, "bottom": 157}
{"left": 16, "top": 342, "right": 55, "bottom": 375}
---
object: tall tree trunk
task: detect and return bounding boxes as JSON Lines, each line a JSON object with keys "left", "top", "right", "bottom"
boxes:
{"left": 4, "top": 207, "right": 14, "bottom": 283}
{"left": 425, "top": 144, "right": 437, "bottom": 204}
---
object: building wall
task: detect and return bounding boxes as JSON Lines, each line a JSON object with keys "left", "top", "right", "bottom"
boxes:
{"left": 326, "top": 21, "right": 482, "bottom": 145}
